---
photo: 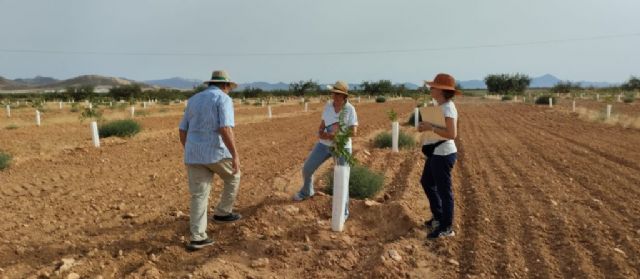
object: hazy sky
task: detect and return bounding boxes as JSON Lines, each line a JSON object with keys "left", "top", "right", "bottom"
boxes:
{"left": 1, "top": 0, "right": 639, "bottom": 84}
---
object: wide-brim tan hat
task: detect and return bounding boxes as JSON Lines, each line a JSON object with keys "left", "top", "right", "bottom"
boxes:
{"left": 327, "top": 80, "right": 349, "bottom": 96}
{"left": 203, "top": 70, "right": 238, "bottom": 89}
{"left": 425, "top": 73, "right": 461, "bottom": 95}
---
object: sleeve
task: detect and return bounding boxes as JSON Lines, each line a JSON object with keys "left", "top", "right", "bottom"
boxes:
{"left": 178, "top": 107, "right": 189, "bottom": 131}
{"left": 218, "top": 96, "right": 235, "bottom": 128}
{"left": 443, "top": 103, "right": 458, "bottom": 119}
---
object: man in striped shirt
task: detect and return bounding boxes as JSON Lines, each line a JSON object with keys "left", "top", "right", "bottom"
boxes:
{"left": 179, "top": 70, "right": 242, "bottom": 251}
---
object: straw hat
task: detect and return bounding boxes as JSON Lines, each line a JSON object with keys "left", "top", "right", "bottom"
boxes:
{"left": 203, "top": 70, "right": 238, "bottom": 89}
{"left": 327, "top": 80, "right": 349, "bottom": 96}
{"left": 425, "top": 73, "right": 461, "bottom": 95}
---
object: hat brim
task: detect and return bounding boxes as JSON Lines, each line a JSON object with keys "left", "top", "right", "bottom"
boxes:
{"left": 425, "top": 81, "right": 461, "bottom": 95}
{"left": 204, "top": 80, "right": 238, "bottom": 90}
{"left": 327, "top": 85, "right": 348, "bottom": 96}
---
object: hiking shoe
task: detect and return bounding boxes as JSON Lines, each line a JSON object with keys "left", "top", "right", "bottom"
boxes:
{"left": 292, "top": 192, "right": 313, "bottom": 202}
{"left": 186, "top": 238, "right": 214, "bottom": 251}
{"left": 212, "top": 212, "right": 242, "bottom": 223}
{"left": 424, "top": 219, "right": 440, "bottom": 231}
{"left": 427, "top": 226, "right": 455, "bottom": 239}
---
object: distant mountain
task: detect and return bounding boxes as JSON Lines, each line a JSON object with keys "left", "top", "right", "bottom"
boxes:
{"left": 457, "top": 74, "right": 617, "bottom": 89}
{"left": 144, "top": 77, "right": 202, "bottom": 89}
{"left": 529, "top": 74, "right": 562, "bottom": 88}
{"left": 13, "top": 76, "right": 59, "bottom": 87}
{"left": 237, "top": 82, "right": 290, "bottom": 91}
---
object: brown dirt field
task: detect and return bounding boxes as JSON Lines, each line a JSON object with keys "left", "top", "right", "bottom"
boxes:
{"left": 1, "top": 99, "right": 640, "bottom": 278}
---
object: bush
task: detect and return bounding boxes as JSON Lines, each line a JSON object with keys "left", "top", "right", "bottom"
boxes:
{"left": 80, "top": 108, "right": 103, "bottom": 121}
{"left": 375, "top": 96, "right": 386, "bottom": 103}
{"left": 324, "top": 164, "right": 384, "bottom": 199}
{"left": 5, "top": 124, "right": 18, "bottom": 130}
{"left": 70, "top": 103, "right": 80, "bottom": 112}
{"left": 535, "top": 95, "right": 557, "bottom": 105}
{"left": 0, "top": 151, "right": 11, "bottom": 170}
{"left": 373, "top": 131, "right": 416, "bottom": 149}
{"left": 99, "top": 119, "right": 141, "bottom": 138}
{"left": 501, "top": 95, "right": 514, "bottom": 101}
{"left": 623, "top": 93, "right": 636, "bottom": 103}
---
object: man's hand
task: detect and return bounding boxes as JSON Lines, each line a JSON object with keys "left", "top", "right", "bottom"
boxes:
{"left": 231, "top": 157, "right": 240, "bottom": 174}
{"left": 418, "top": 121, "right": 433, "bottom": 132}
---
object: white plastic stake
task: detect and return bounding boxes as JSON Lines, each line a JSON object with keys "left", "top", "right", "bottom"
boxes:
{"left": 414, "top": 108, "right": 420, "bottom": 128}
{"left": 268, "top": 106, "right": 272, "bottom": 118}
{"left": 572, "top": 100, "right": 576, "bottom": 112}
{"left": 514, "top": 96, "right": 518, "bottom": 102}
{"left": 91, "top": 121, "right": 100, "bottom": 148}
{"left": 617, "top": 95, "right": 621, "bottom": 102}
{"left": 357, "top": 96, "right": 361, "bottom": 103}
{"left": 523, "top": 97, "right": 526, "bottom": 103}
{"left": 109, "top": 102, "right": 113, "bottom": 107}
{"left": 143, "top": 102, "right": 147, "bottom": 109}
{"left": 35, "top": 110, "right": 41, "bottom": 126}
{"left": 331, "top": 165, "right": 350, "bottom": 232}
{"left": 6, "top": 105, "right": 10, "bottom": 117}
{"left": 548, "top": 98, "right": 553, "bottom": 108}
{"left": 596, "top": 94, "right": 600, "bottom": 101}
{"left": 304, "top": 102, "right": 308, "bottom": 112}
{"left": 59, "top": 102, "right": 63, "bottom": 109}
{"left": 391, "top": 121, "right": 399, "bottom": 153}
{"left": 606, "top": 104, "right": 612, "bottom": 119}
{"left": 130, "top": 106, "right": 135, "bottom": 118}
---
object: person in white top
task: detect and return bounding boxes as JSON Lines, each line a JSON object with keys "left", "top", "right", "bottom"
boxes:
{"left": 292, "top": 81, "right": 358, "bottom": 215}
{"left": 417, "top": 73, "right": 460, "bottom": 239}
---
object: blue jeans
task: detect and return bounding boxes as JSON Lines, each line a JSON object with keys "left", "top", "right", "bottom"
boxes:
{"left": 420, "top": 153, "right": 457, "bottom": 228}
{"left": 298, "top": 143, "right": 351, "bottom": 214}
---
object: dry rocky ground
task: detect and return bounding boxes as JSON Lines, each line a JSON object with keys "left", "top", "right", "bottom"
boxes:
{"left": 1, "top": 98, "right": 639, "bottom": 278}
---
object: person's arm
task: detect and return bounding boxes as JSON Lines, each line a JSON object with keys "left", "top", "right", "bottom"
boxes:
{"left": 219, "top": 126, "right": 240, "bottom": 174}
{"left": 179, "top": 129, "right": 187, "bottom": 148}
{"left": 432, "top": 117, "right": 457, "bottom": 139}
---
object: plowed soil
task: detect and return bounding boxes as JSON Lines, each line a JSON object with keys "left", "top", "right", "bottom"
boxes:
{"left": 1, "top": 99, "right": 639, "bottom": 278}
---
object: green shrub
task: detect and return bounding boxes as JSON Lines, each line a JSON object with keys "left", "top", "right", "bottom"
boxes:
{"left": 99, "top": 119, "right": 141, "bottom": 138}
{"left": 324, "top": 164, "right": 384, "bottom": 199}
{"left": 5, "top": 124, "right": 18, "bottom": 130}
{"left": 80, "top": 108, "right": 103, "bottom": 121}
{"left": 535, "top": 95, "right": 556, "bottom": 105}
{"left": 375, "top": 96, "right": 386, "bottom": 103}
{"left": 623, "top": 93, "right": 635, "bottom": 103}
{"left": 501, "top": 95, "right": 514, "bottom": 101}
{"left": 0, "top": 151, "right": 11, "bottom": 170}
{"left": 373, "top": 131, "right": 416, "bottom": 149}
{"left": 70, "top": 103, "right": 80, "bottom": 112}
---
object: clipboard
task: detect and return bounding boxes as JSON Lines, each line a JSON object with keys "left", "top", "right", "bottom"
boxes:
{"left": 420, "top": 106, "right": 447, "bottom": 142}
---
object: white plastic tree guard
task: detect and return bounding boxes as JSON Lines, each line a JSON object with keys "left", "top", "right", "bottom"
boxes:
{"left": 5, "top": 105, "right": 10, "bottom": 117}
{"left": 130, "top": 106, "right": 135, "bottom": 118}
{"left": 414, "top": 108, "right": 420, "bottom": 128}
{"left": 572, "top": 100, "right": 576, "bottom": 112}
{"left": 548, "top": 98, "right": 553, "bottom": 108}
{"left": 596, "top": 94, "right": 600, "bottom": 101}
{"left": 617, "top": 95, "right": 622, "bottom": 102}
{"left": 91, "top": 121, "right": 100, "bottom": 148}
{"left": 606, "top": 104, "right": 612, "bottom": 119}
{"left": 268, "top": 106, "right": 272, "bottom": 118}
{"left": 35, "top": 110, "right": 41, "bottom": 126}
{"left": 331, "top": 165, "right": 350, "bottom": 232}
{"left": 391, "top": 121, "right": 399, "bottom": 153}
{"left": 304, "top": 102, "right": 308, "bottom": 112}
{"left": 357, "top": 96, "right": 361, "bottom": 103}
{"left": 59, "top": 102, "right": 63, "bottom": 109}
{"left": 143, "top": 102, "right": 147, "bottom": 109}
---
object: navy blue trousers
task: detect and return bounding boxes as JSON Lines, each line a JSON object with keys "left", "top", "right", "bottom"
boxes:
{"left": 420, "top": 153, "right": 457, "bottom": 228}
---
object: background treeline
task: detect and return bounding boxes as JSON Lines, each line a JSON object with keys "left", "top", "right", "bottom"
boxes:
{"left": 1, "top": 76, "right": 638, "bottom": 103}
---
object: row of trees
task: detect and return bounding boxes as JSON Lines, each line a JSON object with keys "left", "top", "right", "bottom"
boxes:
{"left": 2, "top": 75, "right": 638, "bottom": 103}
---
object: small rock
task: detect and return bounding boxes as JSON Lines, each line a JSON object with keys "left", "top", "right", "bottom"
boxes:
{"left": 363, "top": 150, "right": 371, "bottom": 156}
{"left": 613, "top": 248, "right": 626, "bottom": 257}
{"left": 388, "top": 249, "right": 402, "bottom": 261}
{"left": 122, "top": 212, "right": 136, "bottom": 219}
{"left": 284, "top": 205, "right": 300, "bottom": 215}
{"left": 150, "top": 253, "right": 159, "bottom": 262}
{"left": 67, "top": 273, "right": 80, "bottom": 279}
{"left": 447, "top": 258, "right": 460, "bottom": 266}
{"left": 250, "top": 258, "right": 269, "bottom": 268}
{"left": 95, "top": 276, "right": 104, "bottom": 279}
{"left": 551, "top": 200, "right": 558, "bottom": 206}
{"left": 364, "top": 199, "right": 380, "bottom": 207}
{"left": 144, "top": 267, "right": 161, "bottom": 278}
{"left": 118, "top": 250, "right": 123, "bottom": 257}
{"left": 58, "top": 258, "right": 75, "bottom": 272}
{"left": 171, "top": 210, "right": 186, "bottom": 218}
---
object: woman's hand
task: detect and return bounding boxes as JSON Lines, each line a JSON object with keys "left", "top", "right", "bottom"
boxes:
{"left": 418, "top": 121, "right": 433, "bottom": 132}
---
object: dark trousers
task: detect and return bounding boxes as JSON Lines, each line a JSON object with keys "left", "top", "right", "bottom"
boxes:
{"left": 420, "top": 153, "right": 457, "bottom": 228}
